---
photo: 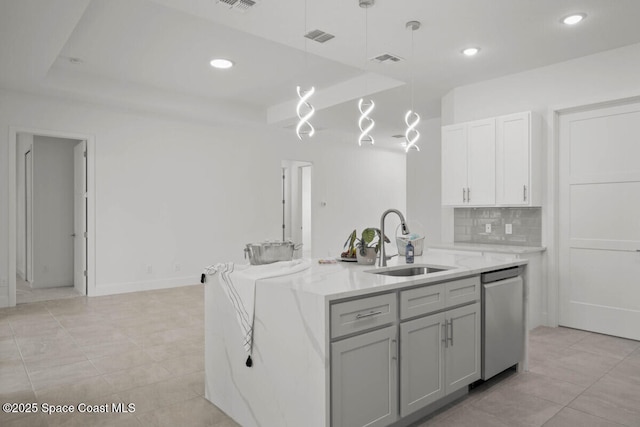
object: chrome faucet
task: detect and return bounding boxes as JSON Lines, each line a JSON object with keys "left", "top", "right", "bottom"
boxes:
{"left": 379, "top": 209, "right": 410, "bottom": 267}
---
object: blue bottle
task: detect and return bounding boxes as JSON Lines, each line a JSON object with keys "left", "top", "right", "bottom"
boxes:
{"left": 406, "top": 241, "right": 414, "bottom": 264}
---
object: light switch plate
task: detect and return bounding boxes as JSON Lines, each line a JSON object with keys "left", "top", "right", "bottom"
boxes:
{"left": 485, "top": 224, "right": 492, "bottom": 233}
{"left": 506, "top": 224, "right": 513, "bottom": 234}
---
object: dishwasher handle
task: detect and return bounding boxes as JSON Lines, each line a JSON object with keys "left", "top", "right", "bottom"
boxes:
{"left": 481, "top": 266, "right": 523, "bottom": 283}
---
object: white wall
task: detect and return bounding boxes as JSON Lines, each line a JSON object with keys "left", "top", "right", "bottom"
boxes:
{"left": 406, "top": 117, "right": 442, "bottom": 245}
{"left": 442, "top": 42, "right": 640, "bottom": 125}
{"left": 0, "top": 89, "right": 406, "bottom": 305}
{"left": 31, "top": 136, "right": 77, "bottom": 288}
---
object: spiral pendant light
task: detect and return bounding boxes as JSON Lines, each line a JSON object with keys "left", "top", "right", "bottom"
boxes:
{"left": 296, "top": 0, "right": 315, "bottom": 140}
{"left": 357, "top": 0, "right": 375, "bottom": 146}
{"left": 296, "top": 86, "right": 316, "bottom": 139}
{"left": 404, "top": 20, "right": 421, "bottom": 152}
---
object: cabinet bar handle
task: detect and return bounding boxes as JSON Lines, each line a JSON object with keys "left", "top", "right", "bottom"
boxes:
{"left": 467, "top": 187, "right": 471, "bottom": 203}
{"left": 355, "top": 310, "right": 383, "bottom": 319}
{"left": 391, "top": 339, "right": 397, "bottom": 360}
{"left": 462, "top": 188, "right": 466, "bottom": 203}
{"left": 448, "top": 319, "right": 454, "bottom": 346}
{"left": 442, "top": 323, "right": 448, "bottom": 348}
{"left": 523, "top": 185, "right": 527, "bottom": 202}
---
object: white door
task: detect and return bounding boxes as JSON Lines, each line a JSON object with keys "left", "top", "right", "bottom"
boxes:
{"left": 467, "top": 119, "right": 496, "bottom": 206}
{"left": 73, "top": 141, "right": 87, "bottom": 295}
{"left": 559, "top": 102, "right": 640, "bottom": 340}
{"left": 441, "top": 124, "right": 468, "bottom": 205}
{"left": 25, "top": 150, "right": 33, "bottom": 282}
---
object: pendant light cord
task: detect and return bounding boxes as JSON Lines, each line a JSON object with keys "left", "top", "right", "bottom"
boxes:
{"left": 411, "top": 28, "right": 415, "bottom": 110}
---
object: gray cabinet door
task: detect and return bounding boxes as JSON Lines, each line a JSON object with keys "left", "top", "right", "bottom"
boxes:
{"left": 400, "top": 312, "right": 446, "bottom": 417}
{"left": 331, "top": 326, "right": 398, "bottom": 427}
{"left": 445, "top": 302, "right": 481, "bottom": 393}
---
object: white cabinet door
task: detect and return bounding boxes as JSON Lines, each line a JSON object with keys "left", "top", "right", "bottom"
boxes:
{"left": 442, "top": 124, "right": 468, "bottom": 205}
{"left": 331, "top": 326, "right": 398, "bottom": 427}
{"left": 445, "top": 303, "right": 481, "bottom": 394}
{"left": 400, "top": 312, "right": 446, "bottom": 417}
{"left": 497, "top": 112, "right": 530, "bottom": 205}
{"left": 467, "top": 119, "right": 496, "bottom": 206}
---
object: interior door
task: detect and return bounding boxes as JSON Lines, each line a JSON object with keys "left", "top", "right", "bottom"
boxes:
{"left": 559, "top": 101, "right": 640, "bottom": 340}
{"left": 73, "top": 140, "right": 87, "bottom": 295}
{"left": 25, "top": 150, "right": 33, "bottom": 282}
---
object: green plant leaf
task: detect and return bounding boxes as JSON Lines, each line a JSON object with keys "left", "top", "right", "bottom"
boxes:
{"left": 361, "top": 228, "right": 375, "bottom": 244}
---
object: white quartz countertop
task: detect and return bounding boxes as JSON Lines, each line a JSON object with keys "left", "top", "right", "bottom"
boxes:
{"left": 428, "top": 242, "right": 546, "bottom": 254}
{"left": 261, "top": 250, "right": 527, "bottom": 301}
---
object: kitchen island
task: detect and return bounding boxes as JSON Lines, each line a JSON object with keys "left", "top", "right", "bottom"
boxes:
{"left": 205, "top": 251, "right": 527, "bottom": 427}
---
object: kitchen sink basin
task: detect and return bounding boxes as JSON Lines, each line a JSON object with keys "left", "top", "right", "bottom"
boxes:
{"left": 368, "top": 266, "right": 450, "bottom": 277}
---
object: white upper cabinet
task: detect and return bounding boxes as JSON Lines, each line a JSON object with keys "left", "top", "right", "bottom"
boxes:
{"left": 496, "top": 112, "right": 541, "bottom": 206}
{"left": 442, "top": 119, "right": 496, "bottom": 206}
{"left": 442, "top": 111, "right": 541, "bottom": 207}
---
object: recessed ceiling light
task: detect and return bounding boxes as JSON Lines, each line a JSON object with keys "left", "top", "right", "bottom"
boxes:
{"left": 562, "top": 13, "right": 586, "bottom": 25}
{"left": 462, "top": 47, "right": 480, "bottom": 57}
{"left": 210, "top": 58, "right": 234, "bottom": 69}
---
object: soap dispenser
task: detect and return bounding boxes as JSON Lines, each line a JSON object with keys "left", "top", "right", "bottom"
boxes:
{"left": 406, "top": 240, "right": 414, "bottom": 264}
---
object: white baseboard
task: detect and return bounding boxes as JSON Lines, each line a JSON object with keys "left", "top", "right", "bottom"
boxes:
{"left": 91, "top": 276, "right": 201, "bottom": 297}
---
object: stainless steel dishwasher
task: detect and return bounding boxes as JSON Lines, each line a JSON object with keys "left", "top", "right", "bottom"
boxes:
{"left": 481, "top": 266, "right": 524, "bottom": 380}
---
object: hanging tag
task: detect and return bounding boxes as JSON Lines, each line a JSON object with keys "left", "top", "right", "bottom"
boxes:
{"left": 200, "top": 273, "right": 206, "bottom": 284}
{"left": 246, "top": 355, "right": 253, "bottom": 367}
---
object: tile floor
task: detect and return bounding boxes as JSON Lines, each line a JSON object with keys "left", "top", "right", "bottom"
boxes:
{"left": 1, "top": 284, "right": 639, "bottom": 427}
{"left": 16, "top": 275, "right": 81, "bottom": 305}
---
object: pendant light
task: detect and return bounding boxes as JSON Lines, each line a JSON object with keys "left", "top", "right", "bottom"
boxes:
{"left": 404, "top": 20, "right": 421, "bottom": 152}
{"left": 357, "top": 0, "right": 375, "bottom": 146}
{"left": 296, "top": 0, "right": 315, "bottom": 140}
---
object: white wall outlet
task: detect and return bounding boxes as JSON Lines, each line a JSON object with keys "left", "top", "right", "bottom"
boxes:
{"left": 485, "top": 223, "right": 492, "bottom": 233}
{"left": 174, "top": 263, "right": 182, "bottom": 272}
{"left": 506, "top": 224, "right": 513, "bottom": 235}
{"left": 146, "top": 265, "right": 153, "bottom": 274}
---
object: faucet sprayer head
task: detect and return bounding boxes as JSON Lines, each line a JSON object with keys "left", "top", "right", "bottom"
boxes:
{"left": 401, "top": 222, "right": 410, "bottom": 235}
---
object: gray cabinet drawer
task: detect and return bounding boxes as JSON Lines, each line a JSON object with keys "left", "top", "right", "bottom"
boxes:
{"left": 444, "top": 276, "right": 480, "bottom": 307}
{"left": 399, "top": 284, "right": 445, "bottom": 320}
{"left": 331, "top": 293, "right": 397, "bottom": 339}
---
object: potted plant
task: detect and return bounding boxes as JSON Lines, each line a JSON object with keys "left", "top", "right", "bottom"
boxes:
{"left": 340, "top": 228, "right": 389, "bottom": 265}
{"left": 341, "top": 229, "right": 358, "bottom": 260}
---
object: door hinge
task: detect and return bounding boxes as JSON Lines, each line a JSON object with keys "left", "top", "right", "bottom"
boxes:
{"left": 83, "top": 270, "right": 87, "bottom": 277}
{"left": 83, "top": 232, "right": 88, "bottom": 238}
{"left": 83, "top": 151, "right": 87, "bottom": 158}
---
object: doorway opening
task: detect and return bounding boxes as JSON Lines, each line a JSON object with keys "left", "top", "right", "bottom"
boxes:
{"left": 281, "top": 160, "right": 312, "bottom": 259}
{"left": 8, "top": 127, "right": 95, "bottom": 306}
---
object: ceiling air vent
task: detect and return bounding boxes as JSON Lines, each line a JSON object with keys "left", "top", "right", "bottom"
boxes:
{"left": 370, "top": 53, "right": 403, "bottom": 64}
{"left": 216, "top": 0, "right": 259, "bottom": 12}
{"left": 304, "top": 29, "right": 335, "bottom": 44}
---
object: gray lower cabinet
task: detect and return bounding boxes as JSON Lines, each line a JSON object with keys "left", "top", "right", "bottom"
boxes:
{"left": 331, "top": 325, "right": 398, "bottom": 427}
{"left": 330, "top": 277, "right": 481, "bottom": 426}
{"left": 400, "top": 302, "right": 481, "bottom": 417}
{"left": 400, "top": 312, "right": 446, "bottom": 416}
{"left": 445, "top": 303, "right": 481, "bottom": 393}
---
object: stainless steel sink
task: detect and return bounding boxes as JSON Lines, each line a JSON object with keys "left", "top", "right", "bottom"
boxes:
{"left": 369, "top": 266, "right": 449, "bottom": 277}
